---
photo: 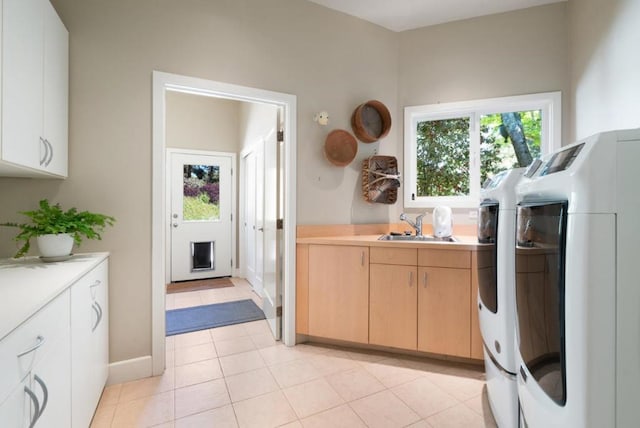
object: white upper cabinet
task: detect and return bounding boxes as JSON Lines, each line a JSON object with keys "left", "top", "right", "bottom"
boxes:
{"left": 0, "top": 0, "right": 69, "bottom": 178}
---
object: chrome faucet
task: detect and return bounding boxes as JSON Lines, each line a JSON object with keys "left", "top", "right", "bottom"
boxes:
{"left": 400, "top": 213, "right": 426, "bottom": 236}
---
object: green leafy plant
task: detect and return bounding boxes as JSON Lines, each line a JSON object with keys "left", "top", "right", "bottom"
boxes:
{"left": 0, "top": 199, "right": 116, "bottom": 258}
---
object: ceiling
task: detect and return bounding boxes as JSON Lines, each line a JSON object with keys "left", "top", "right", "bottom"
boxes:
{"left": 306, "top": 0, "right": 566, "bottom": 32}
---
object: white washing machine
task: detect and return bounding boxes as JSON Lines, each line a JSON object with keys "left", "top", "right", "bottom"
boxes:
{"left": 513, "top": 128, "right": 640, "bottom": 427}
{"left": 477, "top": 168, "right": 524, "bottom": 428}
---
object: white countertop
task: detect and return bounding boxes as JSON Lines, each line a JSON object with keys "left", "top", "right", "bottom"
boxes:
{"left": 0, "top": 252, "right": 109, "bottom": 340}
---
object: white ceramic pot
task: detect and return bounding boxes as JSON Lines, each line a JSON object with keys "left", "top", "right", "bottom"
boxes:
{"left": 36, "top": 233, "right": 74, "bottom": 258}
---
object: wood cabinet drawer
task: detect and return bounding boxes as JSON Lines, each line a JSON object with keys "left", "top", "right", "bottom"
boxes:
{"left": 0, "top": 289, "right": 70, "bottom": 404}
{"left": 370, "top": 247, "right": 417, "bottom": 265}
{"left": 418, "top": 249, "right": 471, "bottom": 269}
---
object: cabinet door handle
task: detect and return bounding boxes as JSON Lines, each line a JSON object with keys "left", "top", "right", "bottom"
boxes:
{"left": 423, "top": 272, "right": 428, "bottom": 288}
{"left": 33, "top": 374, "right": 49, "bottom": 421}
{"left": 44, "top": 139, "right": 53, "bottom": 166}
{"left": 409, "top": 271, "right": 414, "bottom": 287}
{"left": 17, "top": 335, "right": 46, "bottom": 358}
{"left": 361, "top": 251, "right": 365, "bottom": 266}
{"left": 92, "top": 302, "right": 101, "bottom": 332}
{"left": 39, "top": 137, "right": 48, "bottom": 166}
{"left": 24, "top": 385, "right": 40, "bottom": 428}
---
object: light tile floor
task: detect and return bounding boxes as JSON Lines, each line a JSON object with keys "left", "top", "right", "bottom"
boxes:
{"left": 91, "top": 279, "right": 498, "bottom": 427}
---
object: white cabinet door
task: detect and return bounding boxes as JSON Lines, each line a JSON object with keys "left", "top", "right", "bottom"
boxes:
{"left": 1, "top": 0, "right": 44, "bottom": 171}
{"left": 0, "top": 288, "right": 71, "bottom": 428}
{"left": 0, "top": 379, "right": 31, "bottom": 428}
{"left": 42, "top": 0, "right": 68, "bottom": 177}
{"left": 0, "top": 0, "right": 68, "bottom": 178}
{"left": 71, "top": 260, "right": 109, "bottom": 428}
{"left": 28, "top": 327, "right": 72, "bottom": 428}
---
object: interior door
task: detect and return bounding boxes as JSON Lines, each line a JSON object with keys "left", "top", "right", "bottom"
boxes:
{"left": 170, "top": 152, "right": 232, "bottom": 282}
{"left": 243, "top": 150, "right": 259, "bottom": 291}
{"left": 262, "top": 126, "right": 282, "bottom": 339}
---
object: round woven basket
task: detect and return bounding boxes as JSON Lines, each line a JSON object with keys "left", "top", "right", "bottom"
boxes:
{"left": 324, "top": 129, "right": 357, "bottom": 167}
{"left": 351, "top": 100, "right": 392, "bottom": 143}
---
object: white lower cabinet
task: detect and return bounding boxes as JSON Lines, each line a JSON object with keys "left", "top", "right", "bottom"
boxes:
{"left": 0, "top": 254, "right": 109, "bottom": 427}
{"left": 71, "top": 259, "right": 109, "bottom": 428}
{"left": 0, "top": 289, "right": 71, "bottom": 428}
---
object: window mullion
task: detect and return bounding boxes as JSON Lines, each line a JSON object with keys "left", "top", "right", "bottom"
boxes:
{"left": 469, "top": 113, "right": 481, "bottom": 200}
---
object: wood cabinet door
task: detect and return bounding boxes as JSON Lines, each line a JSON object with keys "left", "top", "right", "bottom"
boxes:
{"left": 308, "top": 245, "right": 369, "bottom": 344}
{"left": 470, "top": 252, "right": 484, "bottom": 359}
{"left": 418, "top": 267, "right": 471, "bottom": 357}
{"left": 370, "top": 264, "right": 417, "bottom": 350}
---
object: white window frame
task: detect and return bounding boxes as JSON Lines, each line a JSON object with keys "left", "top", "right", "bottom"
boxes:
{"left": 403, "top": 91, "right": 562, "bottom": 208}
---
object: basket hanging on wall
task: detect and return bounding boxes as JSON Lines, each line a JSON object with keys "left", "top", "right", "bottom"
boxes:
{"left": 351, "top": 100, "right": 392, "bottom": 143}
{"left": 362, "top": 155, "right": 400, "bottom": 204}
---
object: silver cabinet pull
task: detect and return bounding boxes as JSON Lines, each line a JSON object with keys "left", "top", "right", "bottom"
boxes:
{"left": 361, "top": 251, "right": 365, "bottom": 266}
{"left": 39, "top": 137, "right": 48, "bottom": 166}
{"left": 24, "top": 386, "right": 40, "bottom": 428}
{"left": 409, "top": 271, "right": 414, "bottom": 287}
{"left": 44, "top": 140, "right": 53, "bottom": 166}
{"left": 91, "top": 302, "right": 102, "bottom": 333}
{"left": 33, "top": 374, "right": 48, "bottom": 421}
{"left": 423, "top": 272, "right": 428, "bottom": 288}
{"left": 17, "top": 335, "right": 46, "bottom": 358}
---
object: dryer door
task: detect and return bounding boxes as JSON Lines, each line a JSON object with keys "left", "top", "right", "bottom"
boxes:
{"left": 515, "top": 201, "right": 568, "bottom": 406}
{"left": 478, "top": 200, "right": 499, "bottom": 313}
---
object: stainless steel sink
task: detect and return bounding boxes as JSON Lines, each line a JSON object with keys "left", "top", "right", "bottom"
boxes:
{"left": 378, "top": 234, "right": 458, "bottom": 242}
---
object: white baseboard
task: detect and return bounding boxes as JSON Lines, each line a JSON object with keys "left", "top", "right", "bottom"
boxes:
{"left": 107, "top": 355, "right": 153, "bottom": 385}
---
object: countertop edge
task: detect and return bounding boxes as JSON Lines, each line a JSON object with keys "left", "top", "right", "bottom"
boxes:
{"left": 0, "top": 252, "right": 110, "bottom": 341}
{"left": 296, "top": 235, "right": 480, "bottom": 250}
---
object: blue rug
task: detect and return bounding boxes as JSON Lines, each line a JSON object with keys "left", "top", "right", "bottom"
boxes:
{"left": 166, "top": 299, "right": 266, "bottom": 336}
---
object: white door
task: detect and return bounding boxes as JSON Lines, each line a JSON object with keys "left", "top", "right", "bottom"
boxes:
{"left": 170, "top": 152, "right": 232, "bottom": 281}
{"left": 243, "top": 150, "right": 259, "bottom": 291}
{"left": 263, "top": 129, "right": 282, "bottom": 339}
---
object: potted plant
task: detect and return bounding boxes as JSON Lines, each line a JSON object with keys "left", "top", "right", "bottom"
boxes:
{"left": 1, "top": 199, "right": 115, "bottom": 259}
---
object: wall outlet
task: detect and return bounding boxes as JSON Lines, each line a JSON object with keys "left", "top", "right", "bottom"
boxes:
{"left": 468, "top": 210, "right": 478, "bottom": 219}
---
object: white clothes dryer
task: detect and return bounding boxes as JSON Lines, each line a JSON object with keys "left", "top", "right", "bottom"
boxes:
{"left": 477, "top": 168, "right": 525, "bottom": 428}
{"left": 513, "top": 128, "right": 640, "bottom": 427}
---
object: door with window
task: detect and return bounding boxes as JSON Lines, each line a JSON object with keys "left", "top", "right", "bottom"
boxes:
{"left": 170, "top": 151, "right": 232, "bottom": 282}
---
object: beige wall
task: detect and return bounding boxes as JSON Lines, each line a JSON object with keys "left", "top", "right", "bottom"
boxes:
{"left": 0, "top": 0, "right": 400, "bottom": 364}
{"left": 568, "top": 0, "right": 640, "bottom": 140}
{"left": 166, "top": 91, "right": 241, "bottom": 153}
{"left": 397, "top": 2, "right": 569, "bottom": 224}
{"left": 0, "top": 0, "right": 576, "bottom": 367}
{"left": 398, "top": 3, "right": 568, "bottom": 108}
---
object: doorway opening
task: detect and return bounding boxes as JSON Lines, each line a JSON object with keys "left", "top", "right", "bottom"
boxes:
{"left": 152, "top": 71, "right": 297, "bottom": 376}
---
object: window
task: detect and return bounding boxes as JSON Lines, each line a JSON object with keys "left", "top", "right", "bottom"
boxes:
{"left": 404, "top": 92, "right": 561, "bottom": 208}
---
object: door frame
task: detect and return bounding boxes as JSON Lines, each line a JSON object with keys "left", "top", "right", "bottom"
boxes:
{"left": 152, "top": 71, "right": 297, "bottom": 376}
{"left": 166, "top": 148, "right": 237, "bottom": 284}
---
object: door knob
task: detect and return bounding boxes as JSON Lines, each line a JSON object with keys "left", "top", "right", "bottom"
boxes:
{"left": 172, "top": 223, "right": 178, "bottom": 228}
{"left": 172, "top": 214, "right": 178, "bottom": 219}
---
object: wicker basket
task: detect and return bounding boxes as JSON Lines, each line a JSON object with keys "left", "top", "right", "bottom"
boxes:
{"left": 362, "top": 155, "right": 400, "bottom": 204}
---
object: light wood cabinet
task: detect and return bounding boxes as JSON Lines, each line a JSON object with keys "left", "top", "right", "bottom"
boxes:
{"left": 369, "top": 247, "right": 418, "bottom": 350}
{"left": 417, "top": 266, "right": 471, "bottom": 357}
{"left": 296, "top": 241, "right": 482, "bottom": 360}
{"left": 308, "top": 245, "right": 369, "bottom": 344}
{"left": 0, "top": 0, "right": 68, "bottom": 178}
{"left": 470, "top": 251, "right": 484, "bottom": 359}
{"left": 370, "top": 263, "right": 417, "bottom": 349}
{"left": 295, "top": 244, "right": 309, "bottom": 335}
